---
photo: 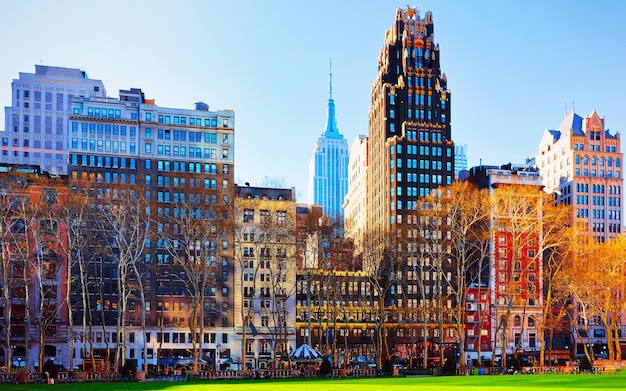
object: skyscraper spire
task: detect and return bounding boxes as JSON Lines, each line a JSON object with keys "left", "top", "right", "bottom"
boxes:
{"left": 324, "top": 58, "right": 341, "bottom": 138}
{"left": 308, "top": 58, "right": 348, "bottom": 223}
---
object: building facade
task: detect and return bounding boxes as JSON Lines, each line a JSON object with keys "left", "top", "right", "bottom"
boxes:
{"left": 307, "top": 64, "right": 349, "bottom": 223}
{"left": 454, "top": 144, "right": 468, "bottom": 180}
{"left": 66, "top": 87, "right": 235, "bottom": 370}
{"left": 234, "top": 186, "right": 297, "bottom": 369}
{"left": 535, "top": 110, "right": 623, "bottom": 242}
{"left": 469, "top": 164, "right": 544, "bottom": 366}
{"left": 366, "top": 6, "right": 454, "bottom": 236}
{"left": 342, "top": 135, "right": 368, "bottom": 255}
{"left": 0, "top": 169, "right": 70, "bottom": 370}
{"left": 2, "top": 65, "right": 106, "bottom": 175}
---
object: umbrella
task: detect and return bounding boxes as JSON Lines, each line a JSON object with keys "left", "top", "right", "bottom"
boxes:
{"left": 289, "top": 344, "right": 323, "bottom": 361}
{"left": 350, "top": 356, "right": 367, "bottom": 364}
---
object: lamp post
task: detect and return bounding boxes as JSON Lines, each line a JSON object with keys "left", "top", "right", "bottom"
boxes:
{"left": 216, "top": 344, "right": 221, "bottom": 370}
{"left": 10, "top": 345, "right": 15, "bottom": 369}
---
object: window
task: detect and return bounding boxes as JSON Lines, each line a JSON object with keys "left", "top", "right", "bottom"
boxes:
{"left": 276, "top": 210, "right": 286, "bottom": 224}
{"left": 242, "top": 208, "right": 255, "bottom": 223}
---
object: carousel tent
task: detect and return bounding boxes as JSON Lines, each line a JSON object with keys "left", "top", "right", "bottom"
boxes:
{"left": 289, "top": 344, "right": 323, "bottom": 361}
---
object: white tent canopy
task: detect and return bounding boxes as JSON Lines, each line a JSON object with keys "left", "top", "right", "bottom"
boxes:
{"left": 289, "top": 344, "right": 323, "bottom": 361}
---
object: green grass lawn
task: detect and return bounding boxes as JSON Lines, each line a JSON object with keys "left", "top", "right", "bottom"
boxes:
{"left": 1, "top": 373, "right": 625, "bottom": 391}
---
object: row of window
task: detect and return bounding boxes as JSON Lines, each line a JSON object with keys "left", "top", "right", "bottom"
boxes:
{"left": 153, "top": 114, "right": 227, "bottom": 128}
{"left": 391, "top": 172, "right": 451, "bottom": 185}
{"left": 148, "top": 160, "right": 229, "bottom": 175}
{"left": 151, "top": 174, "right": 223, "bottom": 186}
{"left": 148, "top": 144, "right": 227, "bottom": 159}
{"left": 149, "top": 128, "right": 227, "bottom": 144}
{"left": 388, "top": 108, "right": 446, "bottom": 123}
{"left": 391, "top": 159, "right": 450, "bottom": 171}
{"left": 404, "top": 46, "right": 433, "bottom": 67}
{"left": 575, "top": 184, "right": 623, "bottom": 195}
{"left": 71, "top": 171, "right": 136, "bottom": 185}
{"left": 79, "top": 107, "right": 123, "bottom": 119}
{"left": 391, "top": 144, "right": 452, "bottom": 158}
{"left": 3, "top": 137, "right": 63, "bottom": 150}
{"left": 71, "top": 138, "right": 136, "bottom": 153}
{"left": 70, "top": 154, "right": 136, "bottom": 169}
{"left": 242, "top": 209, "right": 287, "bottom": 224}
{"left": 575, "top": 155, "right": 621, "bottom": 167}
{"left": 573, "top": 143, "right": 618, "bottom": 153}
{"left": 72, "top": 121, "right": 137, "bottom": 136}
{"left": 149, "top": 331, "right": 228, "bottom": 344}
{"left": 76, "top": 107, "right": 229, "bottom": 129}
{"left": 242, "top": 247, "right": 288, "bottom": 258}
{"left": 575, "top": 168, "right": 621, "bottom": 178}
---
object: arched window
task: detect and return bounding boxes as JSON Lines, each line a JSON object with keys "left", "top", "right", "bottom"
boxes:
{"left": 608, "top": 158, "right": 613, "bottom": 166}
{"left": 616, "top": 158, "right": 621, "bottom": 167}
{"left": 528, "top": 317, "right": 536, "bottom": 327}
{"left": 575, "top": 156, "right": 580, "bottom": 164}
{"left": 591, "top": 157, "right": 596, "bottom": 165}
{"left": 600, "top": 157, "right": 605, "bottom": 166}
{"left": 514, "top": 316, "right": 521, "bottom": 327}
{"left": 583, "top": 156, "right": 589, "bottom": 165}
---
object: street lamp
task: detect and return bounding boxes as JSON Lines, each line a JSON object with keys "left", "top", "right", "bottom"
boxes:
{"left": 10, "top": 345, "right": 15, "bottom": 368}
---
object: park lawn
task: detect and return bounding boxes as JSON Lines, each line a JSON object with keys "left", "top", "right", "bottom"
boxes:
{"left": 1, "top": 373, "right": 625, "bottom": 391}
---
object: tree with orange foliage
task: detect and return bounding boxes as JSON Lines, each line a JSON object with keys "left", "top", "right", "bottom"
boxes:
{"left": 567, "top": 235, "right": 626, "bottom": 364}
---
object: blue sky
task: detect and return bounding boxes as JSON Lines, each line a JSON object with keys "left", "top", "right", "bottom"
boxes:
{"left": 1, "top": 1, "right": 625, "bottom": 203}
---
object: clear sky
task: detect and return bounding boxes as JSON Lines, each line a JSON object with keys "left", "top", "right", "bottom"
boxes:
{"left": 1, "top": 1, "right": 625, "bottom": 203}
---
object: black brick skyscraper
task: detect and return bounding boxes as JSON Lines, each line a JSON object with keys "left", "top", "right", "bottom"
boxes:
{"left": 367, "top": 6, "right": 453, "bottom": 233}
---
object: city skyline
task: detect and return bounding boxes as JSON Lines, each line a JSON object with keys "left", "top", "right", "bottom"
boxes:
{"left": 1, "top": 1, "right": 626, "bottom": 204}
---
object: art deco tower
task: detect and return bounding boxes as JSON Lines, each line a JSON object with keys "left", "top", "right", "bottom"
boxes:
{"left": 367, "top": 7, "right": 454, "bottom": 233}
{"left": 307, "top": 62, "right": 349, "bottom": 223}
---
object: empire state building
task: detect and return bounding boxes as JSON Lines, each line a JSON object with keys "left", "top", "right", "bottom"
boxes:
{"left": 307, "top": 63, "right": 349, "bottom": 223}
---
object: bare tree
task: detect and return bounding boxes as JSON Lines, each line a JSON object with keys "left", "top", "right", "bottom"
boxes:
{"left": 161, "top": 177, "right": 226, "bottom": 373}
{"left": 414, "top": 189, "right": 456, "bottom": 369}
{"left": 0, "top": 173, "right": 68, "bottom": 373}
{"left": 1, "top": 174, "right": 35, "bottom": 371}
{"left": 59, "top": 187, "right": 100, "bottom": 372}
{"left": 361, "top": 227, "right": 407, "bottom": 369}
{"left": 234, "top": 190, "right": 296, "bottom": 369}
{"left": 28, "top": 180, "right": 67, "bottom": 374}
{"left": 95, "top": 183, "right": 150, "bottom": 373}
{"left": 0, "top": 173, "right": 26, "bottom": 372}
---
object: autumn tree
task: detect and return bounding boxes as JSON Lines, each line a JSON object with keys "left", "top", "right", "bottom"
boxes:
{"left": 489, "top": 184, "right": 544, "bottom": 369}
{"left": 597, "top": 236, "right": 626, "bottom": 362}
{"left": 537, "top": 200, "right": 579, "bottom": 367}
{"left": 437, "top": 181, "right": 491, "bottom": 368}
{"left": 413, "top": 189, "right": 458, "bottom": 368}
{"left": 567, "top": 235, "right": 626, "bottom": 364}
